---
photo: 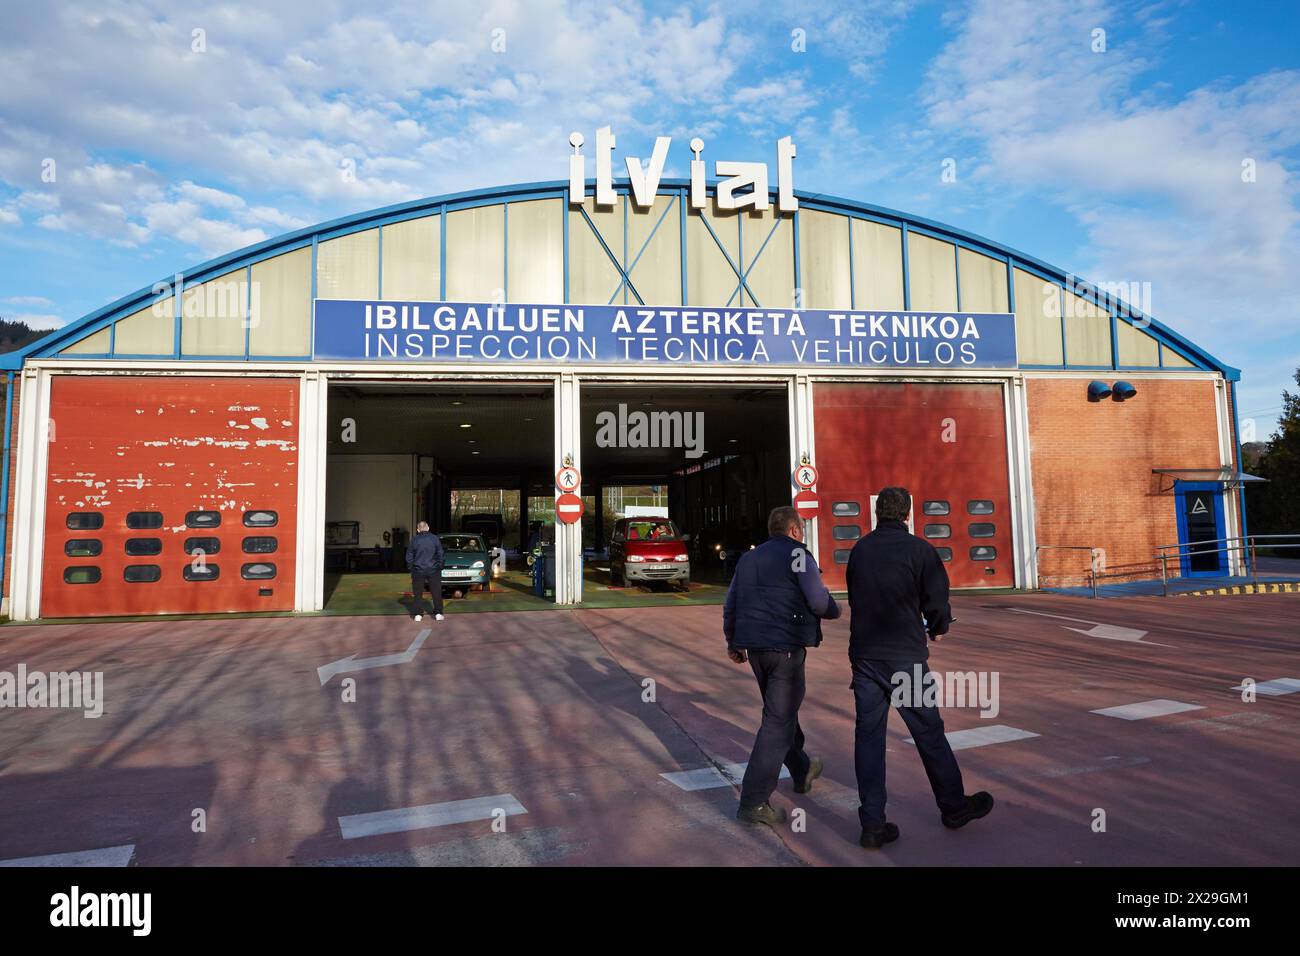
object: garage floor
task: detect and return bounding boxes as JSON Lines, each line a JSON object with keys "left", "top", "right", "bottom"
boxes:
{"left": 322, "top": 565, "right": 729, "bottom": 615}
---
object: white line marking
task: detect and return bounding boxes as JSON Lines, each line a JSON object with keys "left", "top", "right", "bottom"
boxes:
{"left": 339, "top": 793, "right": 526, "bottom": 839}
{"left": 0, "top": 844, "right": 136, "bottom": 867}
{"left": 905, "top": 724, "right": 1040, "bottom": 751}
{"left": 1090, "top": 699, "right": 1205, "bottom": 721}
{"left": 318, "top": 628, "right": 431, "bottom": 686}
{"left": 659, "top": 761, "right": 791, "bottom": 791}
{"left": 1232, "top": 677, "right": 1300, "bottom": 697}
{"left": 1004, "top": 607, "right": 1167, "bottom": 644}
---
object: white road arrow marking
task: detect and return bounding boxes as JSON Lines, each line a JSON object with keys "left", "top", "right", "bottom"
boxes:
{"left": 1004, "top": 608, "right": 1169, "bottom": 645}
{"left": 0, "top": 844, "right": 135, "bottom": 867}
{"left": 317, "top": 628, "right": 431, "bottom": 686}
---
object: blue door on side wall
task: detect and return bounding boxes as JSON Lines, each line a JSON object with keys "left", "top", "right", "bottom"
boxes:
{"left": 1174, "top": 482, "right": 1227, "bottom": 577}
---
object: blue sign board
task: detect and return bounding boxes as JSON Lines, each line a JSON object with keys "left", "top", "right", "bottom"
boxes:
{"left": 312, "top": 300, "right": 1017, "bottom": 369}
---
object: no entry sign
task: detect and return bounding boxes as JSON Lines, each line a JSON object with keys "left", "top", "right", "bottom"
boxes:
{"left": 556, "top": 492, "right": 584, "bottom": 524}
{"left": 793, "top": 490, "right": 820, "bottom": 520}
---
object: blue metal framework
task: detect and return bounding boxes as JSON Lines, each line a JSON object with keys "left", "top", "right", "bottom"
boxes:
{"left": 0, "top": 178, "right": 1239, "bottom": 381}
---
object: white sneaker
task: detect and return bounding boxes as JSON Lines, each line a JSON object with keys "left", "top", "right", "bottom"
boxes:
{"left": 414, "top": 614, "right": 422, "bottom": 622}
{"left": 435, "top": 613, "right": 445, "bottom": 621}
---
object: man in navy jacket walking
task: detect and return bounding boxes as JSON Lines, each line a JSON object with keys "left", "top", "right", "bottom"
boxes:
{"left": 724, "top": 505, "right": 841, "bottom": 827}
{"left": 846, "top": 487, "right": 993, "bottom": 848}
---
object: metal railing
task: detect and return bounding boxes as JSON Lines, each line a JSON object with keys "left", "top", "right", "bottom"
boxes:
{"left": 1035, "top": 544, "right": 1103, "bottom": 598}
{"left": 1155, "top": 534, "right": 1300, "bottom": 596}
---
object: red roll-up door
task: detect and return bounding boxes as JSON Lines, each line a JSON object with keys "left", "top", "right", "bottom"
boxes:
{"left": 812, "top": 382, "right": 1014, "bottom": 589}
{"left": 41, "top": 376, "right": 299, "bottom": 617}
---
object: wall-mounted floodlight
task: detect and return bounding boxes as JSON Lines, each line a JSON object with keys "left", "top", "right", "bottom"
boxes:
{"left": 1087, "top": 381, "right": 1113, "bottom": 402}
{"left": 1112, "top": 381, "right": 1137, "bottom": 402}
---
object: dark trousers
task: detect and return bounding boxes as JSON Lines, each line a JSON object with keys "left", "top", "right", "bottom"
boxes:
{"left": 410, "top": 570, "right": 444, "bottom": 617}
{"left": 851, "top": 658, "right": 966, "bottom": 829}
{"left": 739, "top": 647, "right": 812, "bottom": 809}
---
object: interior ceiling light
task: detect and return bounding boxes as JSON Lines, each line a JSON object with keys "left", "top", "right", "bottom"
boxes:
{"left": 459, "top": 423, "right": 472, "bottom": 428}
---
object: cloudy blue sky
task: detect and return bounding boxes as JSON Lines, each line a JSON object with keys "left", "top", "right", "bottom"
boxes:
{"left": 0, "top": 0, "right": 1296, "bottom": 435}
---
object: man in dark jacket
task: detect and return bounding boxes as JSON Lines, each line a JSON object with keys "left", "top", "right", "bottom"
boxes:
{"left": 724, "top": 505, "right": 841, "bottom": 828}
{"left": 845, "top": 487, "right": 993, "bottom": 848}
{"left": 406, "top": 521, "right": 445, "bottom": 622}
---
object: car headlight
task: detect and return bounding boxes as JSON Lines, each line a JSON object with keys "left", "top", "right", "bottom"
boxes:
{"left": 674, "top": 553, "right": 689, "bottom": 562}
{"left": 627, "top": 554, "right": 645, "bottom": 562}
{"left": 471, "top": 560, "right": 485, "bottom": 568}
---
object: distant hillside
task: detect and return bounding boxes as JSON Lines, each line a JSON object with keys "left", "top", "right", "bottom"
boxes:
{"left": 0, "top": 318, "right": 48, "bottom": 353}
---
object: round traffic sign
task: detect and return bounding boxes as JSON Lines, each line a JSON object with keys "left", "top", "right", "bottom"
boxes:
{"left": 793, "top": 490, "right": 820, "bottom": 519}
{"left": 793, "top": 463, "right": 818, "bottom": 489}
{"left": 556, "top": 492, "right": 584, "bottom": 524}
{"left": 556, "top": 466, "right": 581, "bottom": 491}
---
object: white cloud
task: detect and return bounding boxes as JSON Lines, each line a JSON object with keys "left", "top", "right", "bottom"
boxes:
{"left": 920, "top": 0, "right": 1300, "bottom": 401}
{"left": 5, "top": 312, "right": 65, "bottom": 330}
{"left": 0, "top": 0, "right": 819, "bottom": 262}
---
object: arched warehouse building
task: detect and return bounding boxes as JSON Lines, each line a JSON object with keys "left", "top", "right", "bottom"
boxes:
{"left": 0, "top": 179, "right": 1250, "bottom": 619}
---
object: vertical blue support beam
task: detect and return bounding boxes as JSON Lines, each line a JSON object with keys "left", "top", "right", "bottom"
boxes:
{"left": 310, "top": 235, "right": 319, "bottom": 358}
{"left": 1006, "top": 258, "right": 1016, "bottom": 314}
{"left": 0, "top": 371, "right": 13, "bottom": 599}
{"left": 622, "top": 194, "right": 629, "bottom": 305}
{"left": 953, "top": 242, "right": 961, "bottom": 311}
{"left": 562, "top": 187, "right": 570, "bottom": 304}
{"left": 439, "top": 203, "right": 447, "bottom": 300}
{"left": 377, "top": 224, "right": 383, "bottom": 300}
{"left": 244, "top": 264, "right": 252, "bottom": 360}
{"left": 173, "top": 280, "right": 183, "bottom": 358}
{"left": 792, "top": 209, "right": 802, "bottom": 309}
{"left": 1058, "top": 286, "right": 1067, "bottom": 365}
{"left": 847, "top": 215, "right": 855, "bottom": 310}
{"left": 1109, "top": 308, "right": 1119, "bottom": 370}
{"left": 678, "top": 186, "right": 688, "bottom": 306}
{"left": 503, "top": 203, "right": 509, "bottom": 302}
{"left": 900, "top": 223, "right": 912, "bottom": 311}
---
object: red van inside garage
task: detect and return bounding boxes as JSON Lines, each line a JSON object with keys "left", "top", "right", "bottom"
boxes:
{"left": 812, "top": 382, "right": 1015, "bottom": 589}
{"left": 40, "top": 376, "right": 299, "bottom": 617}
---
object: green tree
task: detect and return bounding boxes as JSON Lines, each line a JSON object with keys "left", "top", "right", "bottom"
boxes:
{"left": 0, "top": 317, "right": 45, "bottom": 353}
{"left": 1245, "top": 367, "right": 1300, "bottom": 535}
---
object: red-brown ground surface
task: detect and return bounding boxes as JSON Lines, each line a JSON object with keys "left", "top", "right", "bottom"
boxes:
{"left": 0, "top": 591, "right": 1296, "bottom": 866}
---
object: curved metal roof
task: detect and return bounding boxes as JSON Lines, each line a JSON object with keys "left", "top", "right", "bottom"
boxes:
{"left": 1, "top": 179, "right": 1238, "bottom": 379}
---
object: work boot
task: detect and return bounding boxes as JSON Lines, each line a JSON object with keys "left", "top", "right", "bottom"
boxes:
{"left": 794, "top": 756, "right": 823, "bottom": 794}
{"left": 859, "top": 822, "right": 900, "bottom": 848}
{"left": 736, "top": 802, "right": 787, "bottom": 828}
{"left": 941, "top": 791, "right": 995, "bottom": 829}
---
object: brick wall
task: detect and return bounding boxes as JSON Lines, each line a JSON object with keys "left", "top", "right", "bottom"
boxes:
{"left": 1028, "top": 376, "right": 1225, "bottom": 584}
